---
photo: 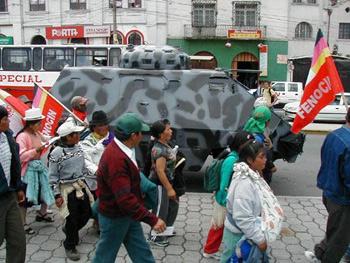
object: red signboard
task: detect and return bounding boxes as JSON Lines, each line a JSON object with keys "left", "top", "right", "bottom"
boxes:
{"left": 46, "top": 26, "right": 84, "bottom": 40}
{"left": 227, "top": 29, "right": 262, "bottom": 39}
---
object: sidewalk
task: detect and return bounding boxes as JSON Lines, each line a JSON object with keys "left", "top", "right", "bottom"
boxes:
{"left": 0, "top": 193, "right": 326, "bottom": 263}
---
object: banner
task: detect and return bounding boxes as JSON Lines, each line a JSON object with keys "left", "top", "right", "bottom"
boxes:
{"left": 0, "top": 90, "right": 28, "bottom": 136}
{"left": 291, "top": 29, "right": 344, "bottom": 134}
{"left": 46, "top": 26, "right": 84, "bottom": 40}
{"left": 33, "top": 85, "right": 65, "bottom": 136}
{"left": 259, "top": 44, "right": 268, "bottom": 77}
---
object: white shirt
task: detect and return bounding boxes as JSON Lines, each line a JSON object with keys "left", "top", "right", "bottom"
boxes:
{"left": 0, "top": 132, "right": 12, "bottom": 186}
{"left": 114, "top": 138, "right": 138, "bottom": 168}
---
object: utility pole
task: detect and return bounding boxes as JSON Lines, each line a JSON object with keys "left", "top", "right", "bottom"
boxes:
{"left": 112, "top": 0, "right": 118, "bottom": 44}
{"left": 326, "top": 8, "right": 332, "bottom": 45}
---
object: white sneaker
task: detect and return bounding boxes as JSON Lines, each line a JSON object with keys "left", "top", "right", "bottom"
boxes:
{"left": 203, "top": 252, "right": 221, "bottom": 260}
{"left": 305, "top": 251, "right": 320, "bottom": 263}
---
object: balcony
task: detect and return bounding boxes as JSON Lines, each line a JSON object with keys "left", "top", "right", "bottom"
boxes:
{"left": 184, "top": 24, "right": 266, "bottom": 39}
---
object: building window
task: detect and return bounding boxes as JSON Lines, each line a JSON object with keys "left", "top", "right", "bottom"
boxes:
{"left": 232, "top": 1, "right": 260, "bottom": 27}
{"left": 126, "top": 31, "right": 144, "bottom": 45}
{"left": 295, "top": 22, "right": 312, "bottom": 39}
{"left": 0, "top": 0, "right": 7, "bottom": 12}
{"left": 339, "top": 23, "right": 350, "bottom": 39}
{"left": 293, "top": 0, "right": 302, "bottom": 3}
{"left": 30, "top": 0, "right": 45, "bottom": 11}
{"left": 307, "top": 0, "right": 316, "bottom": 3}
{"left": 192, "top": 1, "right": 217, "bottom": 27}
{"left": 128, "top": 0, "right": 141, "bottom": 8}
{"left": 109, "top": 0, "right": 122, "bottom": 8}
{"left": 70, "top": 0, "right": 86, "bottom": 10}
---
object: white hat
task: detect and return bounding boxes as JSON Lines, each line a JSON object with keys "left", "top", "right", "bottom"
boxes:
{"left": 23, "top": 108, "right": 45, "bottom": 121}
{"left": 57, "top": 122, "right": 85, "bottom": 137}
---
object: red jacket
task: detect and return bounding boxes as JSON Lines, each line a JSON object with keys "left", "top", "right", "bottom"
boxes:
{"left": 97, "top": 140, "right": 158, "bottom": 227}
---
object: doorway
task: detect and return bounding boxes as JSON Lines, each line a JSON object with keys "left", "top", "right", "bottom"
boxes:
{"left": 31, "top": 35, "right": 46, "bottom": 45}
{"left": 231, "top": 52, "right": 259, "bottom": 89}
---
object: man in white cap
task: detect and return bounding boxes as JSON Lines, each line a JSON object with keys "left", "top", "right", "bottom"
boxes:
{"left": 49, "top": 121, "right": 93, "bottom": 261}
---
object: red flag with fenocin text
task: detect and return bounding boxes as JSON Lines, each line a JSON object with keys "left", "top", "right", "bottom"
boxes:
{"left": 291, "top": 29, "right": 344, "bottom": 134}
{"left": 32, "top": 84, "right": 65, "bottom": 136}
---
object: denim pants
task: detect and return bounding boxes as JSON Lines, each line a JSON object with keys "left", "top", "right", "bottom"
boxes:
{"left": 93, "top": 214, "right": 155, "bottom": 263}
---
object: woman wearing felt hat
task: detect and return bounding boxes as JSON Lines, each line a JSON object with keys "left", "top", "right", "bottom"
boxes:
{"left": 16, "top": 108, "right": 55, "bottom": 235}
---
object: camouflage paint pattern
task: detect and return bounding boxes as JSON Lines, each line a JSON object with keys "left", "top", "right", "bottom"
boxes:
{"left": 50, "top": 46, "right": 303, "bottom": 171}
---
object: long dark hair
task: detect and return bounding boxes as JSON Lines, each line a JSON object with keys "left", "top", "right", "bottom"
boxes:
{"left": 228, "top": 131, "right": 255, "bottom": 153}
{"left": 239, "top": 140, "right": 265, "bottom": 164}
{"left": 15, "top": 119, "right": 41, "bottom": 139}
{"left": 150, "top": 119, "right": 170, "bottom": 139}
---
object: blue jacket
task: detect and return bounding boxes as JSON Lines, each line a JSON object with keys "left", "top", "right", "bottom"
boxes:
{"left": 0, "top": 130, "right": 22, "bottom": 195}
{"left": 317, "top": 126, "right": 350, "bottom": 205}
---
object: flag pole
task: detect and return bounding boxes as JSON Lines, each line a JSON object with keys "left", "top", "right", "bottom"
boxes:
{"left": 34, "top": 83, "right": 87, "bottom": 126}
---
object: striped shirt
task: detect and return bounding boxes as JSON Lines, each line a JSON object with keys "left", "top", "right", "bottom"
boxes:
{"left": 0, "top": 132, "right": 12, "bottom": 186}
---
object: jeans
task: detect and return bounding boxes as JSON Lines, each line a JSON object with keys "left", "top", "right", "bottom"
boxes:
{"left": 93, "top": 214, "right": 155, "bottom": 263}
{"left": 0, "top": 192, "right": 26, "bottom": 263}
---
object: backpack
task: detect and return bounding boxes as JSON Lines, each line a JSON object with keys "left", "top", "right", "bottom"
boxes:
{"left": 203, "top": 148, "right": 230, "bottom": 192}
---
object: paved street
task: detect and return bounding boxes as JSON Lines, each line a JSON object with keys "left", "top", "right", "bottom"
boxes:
{"left": 0, "top": 192, "right": 327, "bottom": 263}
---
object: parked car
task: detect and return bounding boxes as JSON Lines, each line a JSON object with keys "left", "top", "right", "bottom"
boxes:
{"left": 272, "top": 81, "right": 303, "bottom": 106}
{"left": 283, "top": 93, "right": 350, "bottom": 122}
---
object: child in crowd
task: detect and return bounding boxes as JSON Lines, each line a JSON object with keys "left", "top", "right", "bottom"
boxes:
{"left": 49, "top": 122, "right": 93, "bottom": 261}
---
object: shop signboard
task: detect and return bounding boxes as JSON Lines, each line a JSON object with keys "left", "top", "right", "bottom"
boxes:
{"left": 0, "top": 36, "right": 14, "bottom": 45}
{"left": 227, "top": 29, "right": 262, "bottom": 40}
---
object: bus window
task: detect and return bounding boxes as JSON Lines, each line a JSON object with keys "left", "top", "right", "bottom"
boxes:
{"left": 109, "top": 48, "right": 121, "bottom": 66}
{"left": 76, "top": 48, "right": 108, "bottom": 66}
{"left": 33, "top": 47, "right": 42, "bottom": 71}
{"left": 2, "top": 48, "right": 32, "bottom": 71}
{"left": 43, "top": 47, "right": 74, "bottom": 71}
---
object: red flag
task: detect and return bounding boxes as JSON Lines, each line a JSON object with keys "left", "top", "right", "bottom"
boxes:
{"left": 291, "top": 29, "right": 344, "bottom": 134}
{"left": 32, "top": 84, "right": 65, "bottom": 136}
{"left": 0, "top": 90, "right": 29, "bottom": 136}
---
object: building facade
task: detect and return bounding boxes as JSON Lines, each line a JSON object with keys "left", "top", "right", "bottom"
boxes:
{"left": 167, "top": 0, "right": 290, "bottom": 87}
{"left": 288, "top": 0, "right": 350, "bottom": 58}
{"left": 0, "top": 0, "right": 167, "bottom": 45}
{"left": 1, "top": 0, "right": 349, "bottom": 84}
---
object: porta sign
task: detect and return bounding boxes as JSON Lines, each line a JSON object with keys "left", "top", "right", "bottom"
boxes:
{"left": 46, "top": 25, "right": 110, "bottom": 39}
{"left": 46, "top": 26, "right": 84, "bottom": 39}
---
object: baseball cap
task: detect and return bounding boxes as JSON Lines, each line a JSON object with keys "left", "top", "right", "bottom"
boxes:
{"left": 115, "top": 113, "right": 150, "bottom": 135}
{"left": 57, "top": 122, "right": 85, "bottom": 137}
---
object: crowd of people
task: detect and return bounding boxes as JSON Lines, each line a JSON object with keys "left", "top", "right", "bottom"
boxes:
{"left": 1, "top": 92, "right": 350, "bottom": 263}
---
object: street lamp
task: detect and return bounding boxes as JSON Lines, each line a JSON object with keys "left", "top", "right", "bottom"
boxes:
{"left": 324, "top": 7, "right": 333, "bottom": 45}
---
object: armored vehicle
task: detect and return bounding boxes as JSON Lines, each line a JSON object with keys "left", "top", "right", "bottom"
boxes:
{"left": 51, "top": 46, "right": 304, "bottom": 172}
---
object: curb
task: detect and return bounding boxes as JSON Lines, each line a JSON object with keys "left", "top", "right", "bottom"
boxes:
{"left": 301, "top": 129, "right": 331, "bottom": 135}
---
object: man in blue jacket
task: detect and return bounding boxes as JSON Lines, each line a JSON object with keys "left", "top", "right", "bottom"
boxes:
{"left": 0, "top": 105, "right": 26, "bottom": 263}
{"left": 305, "top": 108, "right": 350, "bottom": 263}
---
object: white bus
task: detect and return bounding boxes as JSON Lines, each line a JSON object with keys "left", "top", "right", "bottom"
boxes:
{"left": 0, "top": 44, "right": 125, "bottom": 99}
